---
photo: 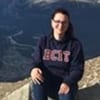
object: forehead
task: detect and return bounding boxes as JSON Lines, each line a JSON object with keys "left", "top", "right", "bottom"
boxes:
{"left": 53, "top": 13, "right": 68, "bottom": 20}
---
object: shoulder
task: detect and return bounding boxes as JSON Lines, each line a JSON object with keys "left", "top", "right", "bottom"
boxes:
{"left": 39, "top": 34, "right": 50, "bottom": 41}
{"left": 39, "top": 34, "right": 51, "bottom": 43}
{"left": 37, "top": 34, "right": 50, "bottom": 47}
{"left": 71, "top": 37, "right": 83, "bottom": 50}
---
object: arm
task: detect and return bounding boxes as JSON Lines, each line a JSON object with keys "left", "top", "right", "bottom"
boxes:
{"left": 31, "top": 38, "right": 43, "bottom": 70}
{"left": 63, "top": 40, "right": 84, "bottom": 87}
{"left": 30, "top": 36, "right": 45, "bottom": 84}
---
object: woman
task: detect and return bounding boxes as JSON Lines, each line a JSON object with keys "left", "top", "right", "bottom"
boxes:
{"left": 30, "top": 8, "right": 84, "bottom": 100}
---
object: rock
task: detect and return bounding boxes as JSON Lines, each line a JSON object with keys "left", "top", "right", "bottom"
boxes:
{"left": 78, "top": 56, "right": 100, "bottom": 89}
{"left": 2, "top": 83, "right": 30, "bottom": 100}
{"left": 1, "top": 56, "right": 100, "bottom": 100}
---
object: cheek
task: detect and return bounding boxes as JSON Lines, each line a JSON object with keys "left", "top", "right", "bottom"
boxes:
{"left": 51, "top": 23, "right": 58, "bottom": 29}
{"left": 64, "top": 23, "right": 69, "bottom": 31}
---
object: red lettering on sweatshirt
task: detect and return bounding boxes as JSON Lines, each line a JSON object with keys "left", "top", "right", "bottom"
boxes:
{"left": 43, "top": 49, "right": 70, "bottom": 63}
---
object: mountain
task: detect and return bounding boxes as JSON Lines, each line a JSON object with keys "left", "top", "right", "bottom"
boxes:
{"left": 0, "top": 0, "right": 100, "bottom": 81}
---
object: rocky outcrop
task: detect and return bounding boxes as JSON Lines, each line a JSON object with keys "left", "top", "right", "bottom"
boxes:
{"left": 79, "top": 56, "right": 100, "bottom": 88}
{"left": 1, "top": 56, "right": 100, "bottom": 100}
{"left": 2, "top": 83, "right": 30, "bottom": 100}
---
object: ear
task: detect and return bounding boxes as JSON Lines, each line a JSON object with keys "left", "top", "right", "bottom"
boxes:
{"left": 51, "top": 19, "right": 54, "bottom": 28}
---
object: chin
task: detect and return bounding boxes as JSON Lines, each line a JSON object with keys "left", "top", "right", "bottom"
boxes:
{"left": 58, "top": 32, "right": 64, "bottom": 35}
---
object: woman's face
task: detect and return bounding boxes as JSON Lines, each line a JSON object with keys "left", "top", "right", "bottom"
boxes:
{"left": 51, "top": 12, "right": 69, "bottom": 36}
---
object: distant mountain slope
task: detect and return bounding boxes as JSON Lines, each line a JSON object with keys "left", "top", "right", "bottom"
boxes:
{"left": 0, "top": 0, "right": 100, "bottom": 81}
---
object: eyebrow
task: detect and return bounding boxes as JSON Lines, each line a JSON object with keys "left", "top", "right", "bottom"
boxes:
{"left": 53, "top": 19, "right": 67, "bottom": 24}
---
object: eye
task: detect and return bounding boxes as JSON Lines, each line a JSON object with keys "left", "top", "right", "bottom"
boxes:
{"left": 53, "top": 19, "right": 67, "bottom": 24}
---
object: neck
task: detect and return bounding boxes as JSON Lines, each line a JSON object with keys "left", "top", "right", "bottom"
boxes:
{"left": 53, "top": 33, "right": 64, "bottom": 41}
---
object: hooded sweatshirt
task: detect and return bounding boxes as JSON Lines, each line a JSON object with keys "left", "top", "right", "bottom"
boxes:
{"left": 31, "top": 34, "right": 84, "bottom": 87}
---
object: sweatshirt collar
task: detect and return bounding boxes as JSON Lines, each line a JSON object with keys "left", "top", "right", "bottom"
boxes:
{"left": 49, "top": 33, "right": 70, "bottom": 43}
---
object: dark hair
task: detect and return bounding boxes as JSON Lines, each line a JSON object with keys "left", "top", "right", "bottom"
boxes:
{"left": 51, "top": 8, "right": 74, "bottom": 39}
{"left": 51, "top": 8, "right": 70, "bottom": 20}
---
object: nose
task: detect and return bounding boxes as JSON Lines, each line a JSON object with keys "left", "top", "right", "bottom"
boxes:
{"left": 58, "top": 22, "right": 64, "bottom": 29}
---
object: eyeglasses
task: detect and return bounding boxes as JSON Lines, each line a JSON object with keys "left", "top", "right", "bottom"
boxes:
{"left": 53, "top": 19, "right": 67, "bottom": 24}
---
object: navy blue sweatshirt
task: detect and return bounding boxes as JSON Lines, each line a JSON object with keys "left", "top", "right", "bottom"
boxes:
{"left": 32, "top": 34, "right": 84, "bottom": 87}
